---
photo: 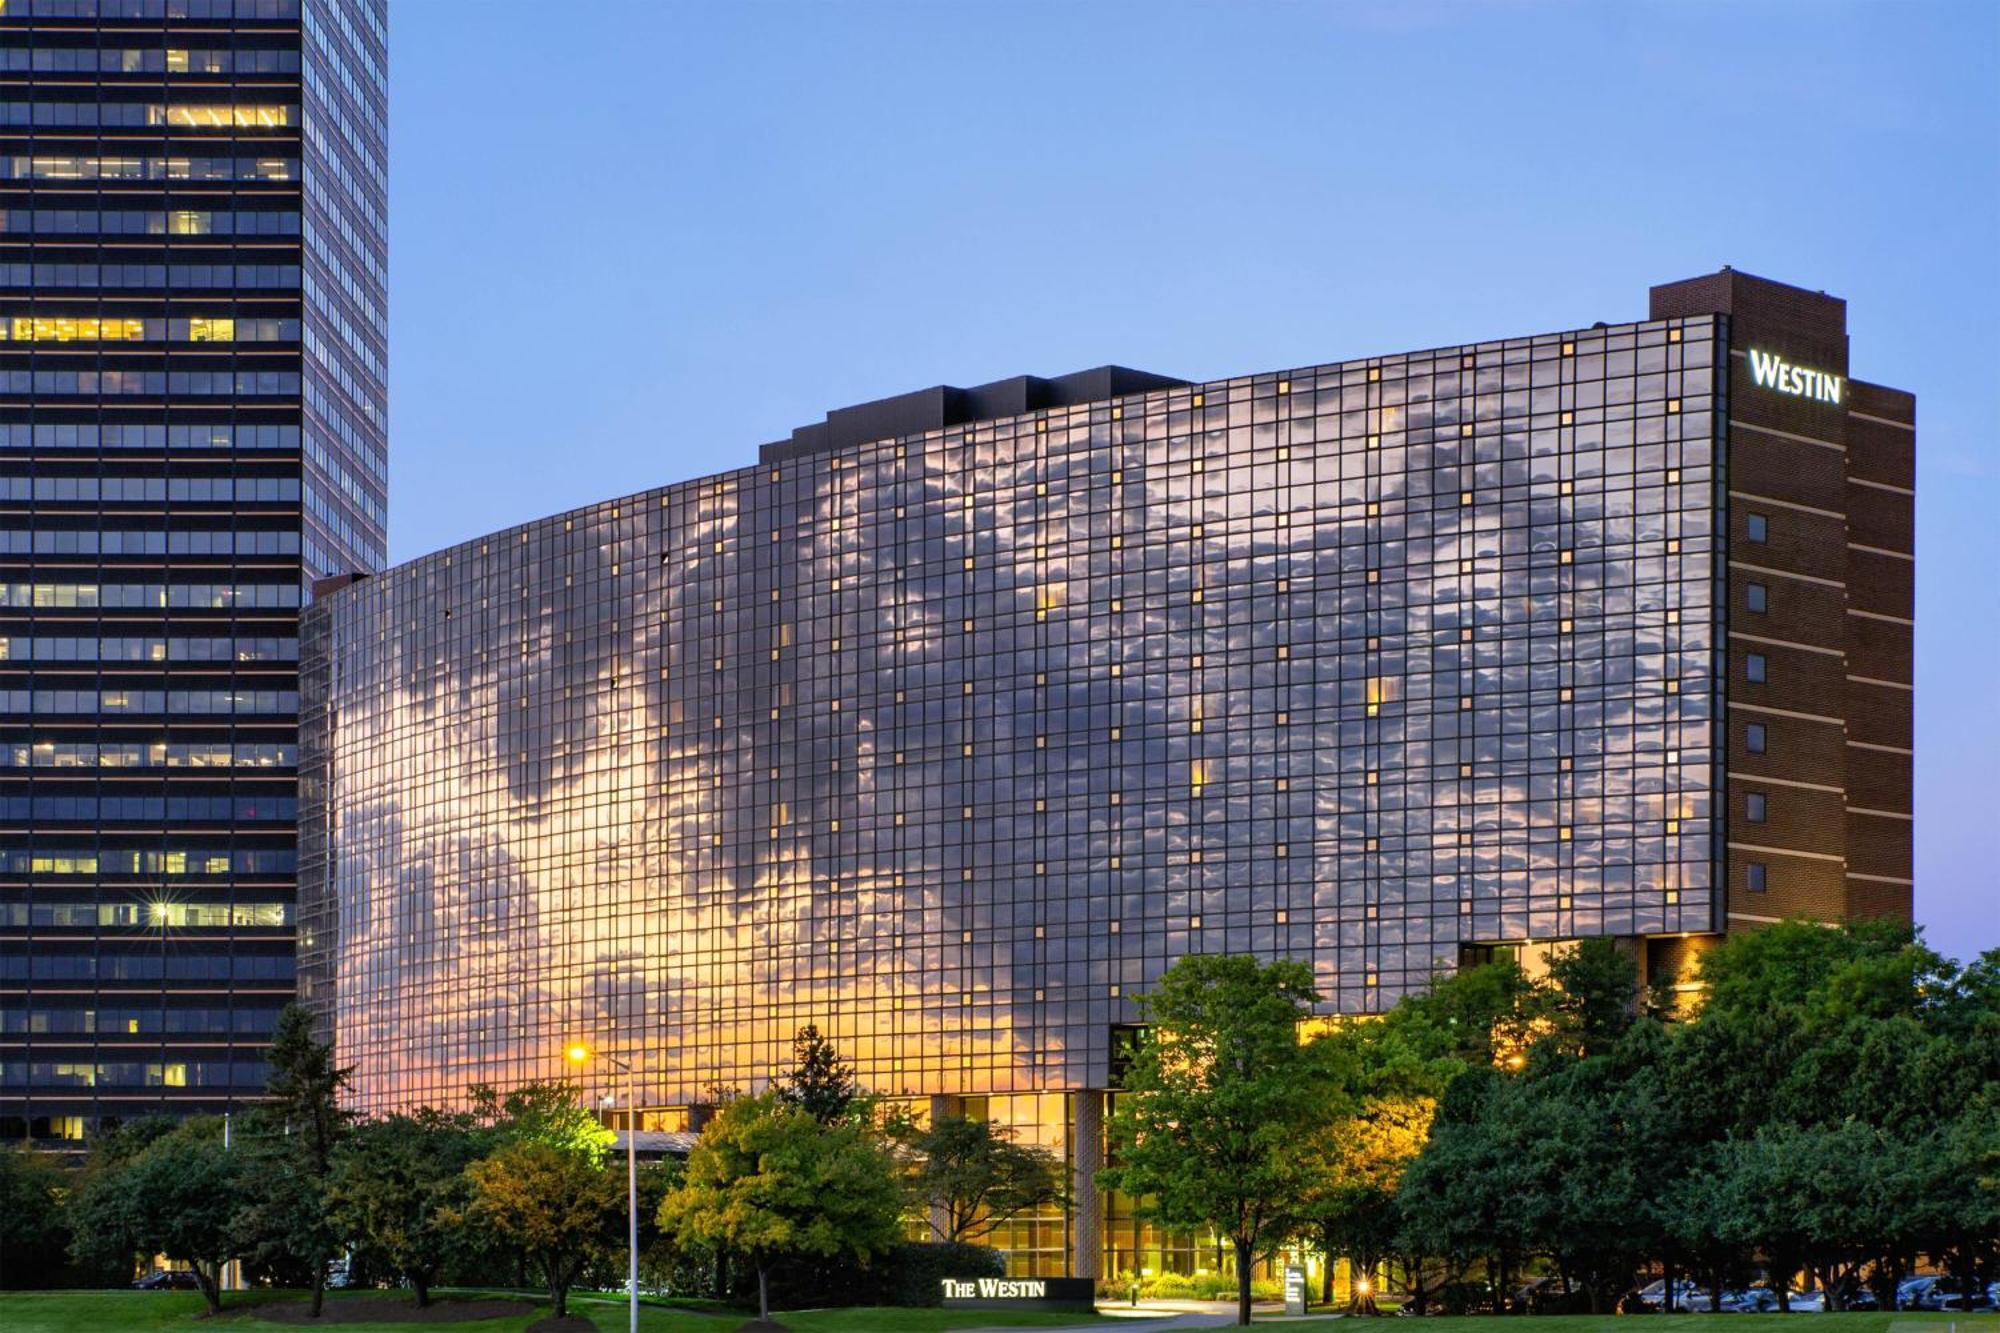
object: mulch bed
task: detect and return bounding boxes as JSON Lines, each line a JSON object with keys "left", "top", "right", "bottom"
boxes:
{"left": 252, "top": 1296, "right": 535, "bottom": 1324}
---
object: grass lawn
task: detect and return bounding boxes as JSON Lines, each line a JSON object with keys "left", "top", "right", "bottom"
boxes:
{"left": 0, "top": 1288, "right": 1119, "bottom": 1333}
{"left": 1281, "top": 1318, "right": 1996, "bottom": 1331}
{"left": 6, "top": 1294, "right": 1995, "bottom": 1333}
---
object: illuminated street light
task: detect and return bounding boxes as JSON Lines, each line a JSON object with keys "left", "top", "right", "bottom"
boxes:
{"left": 566, "top": 1042, "right": 638, "bottom": 1333}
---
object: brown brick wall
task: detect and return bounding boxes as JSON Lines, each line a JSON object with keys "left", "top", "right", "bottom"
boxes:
{"left": 1842, "top": 373, "right": 1915, "bottom": 923}
{"left": 1847, "top": 494, "right": 1913, "bottom": 552}
{"left": 1731, "top": 438, "right": 1848, "bottom": 513}
{"left": 1845, "top": 746, "right": 1912, "bottom": 813}
{"left": 1728, "top": 709, "right": 1844, "bottom": 776}
{"left": 1648, "top": 269, "right": 1912, "bottom": 932}
{"left": 1846, "top": 613, "right": 1912, "bottom": 681}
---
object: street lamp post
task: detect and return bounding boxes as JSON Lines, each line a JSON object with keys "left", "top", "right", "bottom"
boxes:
{"left": 567, "top": 1044, "right": 638, "bottom": 1333}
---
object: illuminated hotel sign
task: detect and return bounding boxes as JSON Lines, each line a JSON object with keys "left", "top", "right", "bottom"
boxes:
{"left": 1748, "top": 348, "right": 1843, "bottom": 405}
{"left": 944, "top": 1279, "right": 1047, "bottom": 1300}
{"left": 941, "top": 1276, "right": 1096, "bottom": 1312}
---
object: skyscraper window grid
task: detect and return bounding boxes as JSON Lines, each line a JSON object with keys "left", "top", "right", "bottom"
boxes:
{"left": 0, "top": 0, "right": 386, "bottom": 1145}
{"left": 303, "top": 315, "right": 1723, "bottom": 1120}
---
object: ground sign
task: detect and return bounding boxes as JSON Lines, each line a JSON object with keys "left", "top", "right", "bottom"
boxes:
{"left": 940, "top": 1276, "right": 1097, "bottom": 1312}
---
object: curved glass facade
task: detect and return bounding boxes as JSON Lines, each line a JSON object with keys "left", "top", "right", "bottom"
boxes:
{"left": 302, "top": 313, "right": 1726, "bottom": 1121}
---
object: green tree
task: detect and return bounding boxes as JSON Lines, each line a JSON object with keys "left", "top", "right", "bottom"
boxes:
{"left": 1545, "top": 937, "right": 1639, "bottom": 1060}
{"left": 234, "top": 1131, "right": 325, "bottom": 1289}
{"left": 777, "top": 1023, "right": 861, "bottom": 1125}
{"left": 1297, "top": 988, "right": 1472, "bottom": 1311}
{"left": 897, "top": 1113, "right": 1064, "bottom": 1244}
{"left": 0, "top": 1143, "right": 71, "bottom": 1289}
{"left": 328, "top": 1109, "right": 485, "bottom": 1307}
{"left": 1512, "top": 1059, "right": 1651, "bottom": 1310}
{"left": 1605, "top": 1020, "right": 1711, "bottom": 1311}
{"left": 63, "top": 1116, "right": 176, "bottom": 1283}
{"left": 470, "top": 1079, "right": 614, "bottom": 1161}
{"left": 457, "top": 1138, "right": 621, "bottom": 1318}
{"left": 1398, "top": 1064, "right": 1531, "bottom": 1309}
{"left": 236, "top": 1005, "right": 353, "bottom": 1315}
{"left": 1295, "top": 1090, "right": 1432, "bottom": 1310}
{"left": 1101, "top": 955, "right": 1336, "bottom": 1326}
{"left": 659, "top": 1091, "right": 903, "bottom": 1325}
{"left": 1385, "top": 955, "right": 1552, "bottom": 1069}
{"left": 1661, "top": 1148, "right": 1755, "bottom": 1315}
{"left": 68, "top": 1118, "right": 243, "bottom": 1314}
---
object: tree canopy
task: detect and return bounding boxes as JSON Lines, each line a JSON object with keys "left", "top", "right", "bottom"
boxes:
{"left": 896, "top": 1112, "right": 1064, "bottom": 1245}
{"left": 1103, "top": 953, "right": 1339, "bottom": 1326}
{"left": 777, "top": 1023, "right": 863, "bottom": 1125}
{"left": 659, "top": 1091, "right": 903, "bottom": 1324}
{"left": 457, "top": 1138, "right": 622, "bottom": 1318}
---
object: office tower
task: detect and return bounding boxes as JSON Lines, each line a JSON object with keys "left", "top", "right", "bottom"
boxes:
{"left": 0, "top": 0, "right": 386, "bottom": 1145}
{"left": 301, "top": 269, "right": 1910, "bottom": 1273}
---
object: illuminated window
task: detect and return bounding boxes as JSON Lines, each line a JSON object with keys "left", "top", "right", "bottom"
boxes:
{"left": 152, "top": 104, "right": 297, "bottom": 128}
{"left": 2, "top": 316, "right": 146, "bottom": 342}
{"left": 188, "top": 318, "right": 235, "bottom": 342}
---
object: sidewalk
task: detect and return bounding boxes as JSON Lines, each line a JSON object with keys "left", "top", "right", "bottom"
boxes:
{"left": 966, "top": 1296, "right": 1312, "bottom": 1331}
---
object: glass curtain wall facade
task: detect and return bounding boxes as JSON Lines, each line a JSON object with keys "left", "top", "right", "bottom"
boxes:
{"left": 305, "top": 315, "right": 1725, "bottom": 1103}
{"left": 0, "top": 0, "right": 386, "bottom": 1146}
{"left": 304, "top": 271, "right": 1916, "bottom": 1274}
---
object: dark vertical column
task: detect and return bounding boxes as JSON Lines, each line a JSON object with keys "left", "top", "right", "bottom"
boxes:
{"left": 1069, "top": 1088, "right": 1102, "bottom": 1280}
{"left": 926, "top": 1093, "right": 960, "bottom": 1242}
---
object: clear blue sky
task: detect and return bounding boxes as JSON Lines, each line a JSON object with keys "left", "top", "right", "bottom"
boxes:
{"left": 386, "top": 1, "right": 1999, "bottom": 962}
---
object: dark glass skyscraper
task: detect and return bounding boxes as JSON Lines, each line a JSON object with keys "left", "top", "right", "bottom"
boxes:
{"left": 0, "top": 0, "right": 386, "bottom": 1145}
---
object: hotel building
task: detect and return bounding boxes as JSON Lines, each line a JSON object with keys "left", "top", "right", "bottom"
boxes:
{"left": 300, "top": 269, "right": 1911, "bottom": 1274}
{"left": 0, "top": 0, "right": 386, "bottom": 1144}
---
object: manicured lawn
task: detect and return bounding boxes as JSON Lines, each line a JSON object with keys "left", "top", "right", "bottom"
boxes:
{"left": 14, "top": 1292, "right": 1989, "bottom": 1332}
{"left": 0, "top": 1288, "right": 1119, "bottom": 1333}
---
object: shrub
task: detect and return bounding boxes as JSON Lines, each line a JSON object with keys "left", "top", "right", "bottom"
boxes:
{"left": 1097, "top": 1269, "right": 1283, "bottom": 1302}
{"left": 733, "top": 1240, "right": 1004, "bottom": 1309}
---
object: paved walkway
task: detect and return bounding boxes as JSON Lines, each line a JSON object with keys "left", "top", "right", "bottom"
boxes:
{"left": 966, "top": 1298, "right": 1318, "bottom": 1331}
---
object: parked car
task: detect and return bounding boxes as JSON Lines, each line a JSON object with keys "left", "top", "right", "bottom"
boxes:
{"left": 1637, "top": 1279, "right": 1702, "bottom": 1311}
{"left": 132, "top": 1271, "right": 201, "bottom": 1290}
{"left": 1927, "top": 1281, "right": 1996, "bottom": 1312}
{"left": 1781, "top": 1289, "right": 1824, "bottom": 1312}
{"left": 1722, "top": 1287, "right": 1780, "bottom": 1313}
{"left": 1895, "top": 1275, "right": 1992, "bottom": 1311}
{"left": 1896, "top": 1277, "right": 1933, "bottom": 1309}
{"left": 1836, "top": 1285, "right": 1881, "bottom": 1311}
